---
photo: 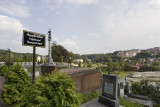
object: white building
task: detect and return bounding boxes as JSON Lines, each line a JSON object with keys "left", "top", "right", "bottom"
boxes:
{"left": 37, "top": 56, "right": 41, "bottom": 62}
{"left": 117, "top": 49, "right": 141, "bottom": 58}
{"left": 75, "top": 59, "right": 83, "bottom": 63}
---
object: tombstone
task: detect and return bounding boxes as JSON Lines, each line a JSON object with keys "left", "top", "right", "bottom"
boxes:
{"left": 127, "top": 81, "right": 132, "bottom": 95}
{"left": 26, "top": 62, "right": 29, "bottom": 66}
{"left": 21, "top": 62, "right": 25, "bottom": 67}
{"left": 29, "top": 62, "right": 33, "bottom": 66}
{"left": 23, "top": 68, "right": 28, "bottom": 72}
{"left": 35, "top": 71, "right": 40, "bottom": 76}
{"left": 98, "top": 74, "right": 119, "bottom": 107}
{"left": 118, "top": 82, "right": 124, "bottom": 98}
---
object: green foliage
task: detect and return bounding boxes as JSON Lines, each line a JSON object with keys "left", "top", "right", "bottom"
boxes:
{"left": 21, "top": 72, "right": 81, "bottom": 107}
{"left": 152, "top": 62, "right": 160, "bottom": 66}
{"left": 119, "top": 97, "right": 143, "bottom": 107}
{"left": 139, "top": 64, "right": 160, "bottom": 72}
{"left": 0, "top": 65, "right": 8, "bottom": 76}
{"left": 132, "top": 80, "right": 160, "bottom": 103}
{"left": 87, "top": 63, "right": 92, "bottom": 68}
{"left": 80, "top": 90, "right": 100, "bottom": 104}
{"left": 78, "top": 62, "right": 81, "bottom": 67}
{"left": 51, "top": 41, "right": 69, "bottom": 62}
{"left": 123, "top": 64, "right": 132, "bottom": 71}
{"left": 134, "top": 51, "right": 152, "bottom": 59}
{"left": 2, "top": 63, "right": 31, "bottom": 105}
{"left": 0, "top": 49, "right": 39, "bottom": 62}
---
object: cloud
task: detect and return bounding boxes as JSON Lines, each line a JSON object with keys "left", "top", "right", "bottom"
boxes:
{"left": 59, "top": 38, "right": 80, "bottom": 51}
{"left": 45, "top": 0, "right": 99, "bottom": 5}
{"left": 66, "top": 0, "right": 99, "bottom": 5}
{"left": 0, "top": 15, "right": 25, "bottom": 38}
{"left": 99, "top": 0, "right": 160, "bottom": 52}
{"left": 86, "top": 33, "right": 100, "bottom": 38}
{"left": 0, "top": 15, "right": 47, "bottom": 55}
{"left": 0, "top": 0, "right": 30, "bottom": 17}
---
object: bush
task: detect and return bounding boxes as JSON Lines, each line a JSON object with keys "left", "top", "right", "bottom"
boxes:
{"left": 0, "top": 65, "right": 8, "bottom": 76}
{"left": 21, "top": 72, "right": 81, "bottom": 107}
{"left": 2, "top": 63, "right": 31, "bottom": 105}
{"left": 132, "top": 80, "right": 160, "bottom": 103}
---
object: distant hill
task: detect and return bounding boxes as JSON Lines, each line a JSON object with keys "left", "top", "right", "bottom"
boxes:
{"left": 0, "top": 49, "right": 43, "bottom": 62}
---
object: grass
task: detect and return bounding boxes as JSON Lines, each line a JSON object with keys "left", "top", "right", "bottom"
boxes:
{"left": 80, "top": 90, "right": 101, "bottom": 104}
{"left": 119, "top": 97, "right": 144, "bottom": 107}
{"left": 110, "top": 71, "right": 132, "bottom": 78}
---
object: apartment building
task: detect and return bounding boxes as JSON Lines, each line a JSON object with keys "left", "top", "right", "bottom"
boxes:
{"left": 117, "top": 49, "right": 141, "bottom": 58}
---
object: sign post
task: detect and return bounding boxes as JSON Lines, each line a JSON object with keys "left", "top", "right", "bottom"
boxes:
{"left": 22, "top": 30, "right": 46, "bottom": 83}
{"left": 33, "top": 46, "right": 36, "bottom": 83}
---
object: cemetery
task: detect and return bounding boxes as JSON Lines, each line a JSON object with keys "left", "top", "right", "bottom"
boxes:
{"left": 0, "top": 29, "right": 159, "bottom": 107}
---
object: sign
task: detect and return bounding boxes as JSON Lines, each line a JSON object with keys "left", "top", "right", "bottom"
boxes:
{"left": 104, "top": 82, "right": 113, "bottom": 95}
{"left": 22, "top": 30, "right": 46, "bottom": 48}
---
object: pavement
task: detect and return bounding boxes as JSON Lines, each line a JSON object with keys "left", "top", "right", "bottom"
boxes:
{"left": 81, "top": 98, "right": 124, "bottom": 107}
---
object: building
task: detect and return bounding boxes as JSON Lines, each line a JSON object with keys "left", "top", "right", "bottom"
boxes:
{"left": 42, "top": 56, "right": 47, "bottom": 63}
{"left": 75, "top": 59, "right": 83, "bottom": 63}
{"left": 37, "top": 56, "right": 41, "bottom": 62}
{"left": 147, "top": 47, "right": 160, "bottom": 56}
{"left": 117, "top": 49, "right": 141, "bottom": 58}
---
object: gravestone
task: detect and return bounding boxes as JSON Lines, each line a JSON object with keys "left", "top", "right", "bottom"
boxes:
{"left": 26, "top": 62, "right": 29, "bottom": 66}
{"left": 29, "top": 62, "right": 33, "bottom": 66}
{"left": 127, "top": 81, "right": 132, "bottom": 95}
{"left": 118, "top": 82, "right": 124, "bottom": 98}
{"left": 98, "top": 74, "right": 119, "bottom": 107}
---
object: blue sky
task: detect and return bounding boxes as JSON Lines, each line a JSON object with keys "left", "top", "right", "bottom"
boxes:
{"left": 1, "top": 0, "right": 160, "bottom": 55}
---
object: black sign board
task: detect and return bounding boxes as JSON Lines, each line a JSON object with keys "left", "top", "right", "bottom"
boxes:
{"left": 22, "top": 30, "right": 46, "bottom": 48}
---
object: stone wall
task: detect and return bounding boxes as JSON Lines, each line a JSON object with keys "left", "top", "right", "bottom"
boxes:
{"left": 128, "top": 71, "right": 160, "bottom": 78}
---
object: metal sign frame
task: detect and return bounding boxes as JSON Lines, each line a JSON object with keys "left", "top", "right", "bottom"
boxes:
{"left": 22, "top": 30, "right": 46, "bottom": 48}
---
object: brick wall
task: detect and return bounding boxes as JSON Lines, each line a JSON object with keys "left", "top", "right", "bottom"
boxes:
{"left": 59, "top": 68, "right": 102, "bottom": 93}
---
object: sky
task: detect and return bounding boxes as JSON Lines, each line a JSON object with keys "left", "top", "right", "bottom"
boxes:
{"left": 1, "top": 0, "right": 160, "bottom": 55}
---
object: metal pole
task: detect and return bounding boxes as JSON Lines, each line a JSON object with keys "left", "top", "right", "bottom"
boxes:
{"left": 33, "top": 46, "right": 36, "bottom": 83}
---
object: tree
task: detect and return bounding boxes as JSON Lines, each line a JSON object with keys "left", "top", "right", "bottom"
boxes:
{"left": 123, "top": 64, "right": 132, "bottom": 71}
{"left": 107, "top": 62, "right": 114, "bottom": 74}
{"left": 152, "top": 62, "right": 160, "bottom": 66}
{"left": 21, "top": 72, "right": 81, "bottom": 107}
{"left": 0, "top": 65, "right": 8, "bottom": 76}
{"left": 2, "top": 63, "right": 31, "bottom": 105}
{"left": 134, "top": 51, "right": 152, "bottom": 59}
{"left": 51, "top": 41, "right": 69, "bottom": 62}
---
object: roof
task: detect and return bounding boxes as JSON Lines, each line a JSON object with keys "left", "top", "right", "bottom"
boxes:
{"left": 59, "top": 68, "right": 99, "bottom": 77}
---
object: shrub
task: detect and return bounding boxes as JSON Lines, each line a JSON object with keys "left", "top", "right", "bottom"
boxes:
{"left": 0, "top": 65, "right": 8, "bottom": 76}
{"left": 2, "top": 63, "right": 31, "bottom": 105}
{"left": 132, "top": 80, "right": 160, "bottom": 103}
{"left": 21, "top": 72, "right": 81, "bottom": 107}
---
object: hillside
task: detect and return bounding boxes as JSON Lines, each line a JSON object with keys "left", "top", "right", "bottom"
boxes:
{"left": 0, "top": 49, "right": 41, "bottom": 62}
